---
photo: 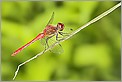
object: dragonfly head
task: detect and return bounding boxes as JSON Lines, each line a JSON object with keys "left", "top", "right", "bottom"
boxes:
{"left": 57, "top": 23, "right": 64, "bottom": 31}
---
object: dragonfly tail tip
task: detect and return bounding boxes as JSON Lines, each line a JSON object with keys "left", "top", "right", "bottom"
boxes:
{"left": 11, "top": 53, "right": 16, "bottom": 56}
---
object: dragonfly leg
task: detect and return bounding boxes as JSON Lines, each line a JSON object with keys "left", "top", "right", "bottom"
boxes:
{"left": 59, "top": 32, "right": 70, "bottom": 36}
{"left": 42, "top": 35, "right": 54, "bottom": 53}
{"left": 42, "top": 34, "right": 63, "bottom": 54}
{"left": 45, "top": 37, "right": 52, "bottom": 48}
{"left": 56, "top": 33, "right": 59, "bottom": 41}
{"left": 56, "top": 33, "right": 63, "bottom": 47}
{"left": 56, "top": 32, "right": 69, "bottom": 41}
{"left": 56, "top": 33, "right": 63, "bottom": 41}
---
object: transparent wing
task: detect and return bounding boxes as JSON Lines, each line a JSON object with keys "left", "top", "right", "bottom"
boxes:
{"left": 46, "top": 12, "right": 54, "bottom": 26}
{"left": 48, "top": 36, "right": 64, "bottom": 54}
{"left": 40, "top": 35, "right": 64, "bottom": 54}
{"left": 40, "top": 37, "right": 47, "bottom": 46}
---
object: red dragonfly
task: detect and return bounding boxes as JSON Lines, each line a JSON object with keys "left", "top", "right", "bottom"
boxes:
{"left": 11, "top": 12, "right": 66, "bottom": 56}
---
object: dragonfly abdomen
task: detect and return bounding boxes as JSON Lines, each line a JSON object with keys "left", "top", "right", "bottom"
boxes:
{"left": 11, "top": 33, "right": 45, "bottom": 56}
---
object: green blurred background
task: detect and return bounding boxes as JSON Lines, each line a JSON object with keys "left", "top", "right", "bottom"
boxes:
{"left": 1, "top": 1, "right": 121, "bottom": 81}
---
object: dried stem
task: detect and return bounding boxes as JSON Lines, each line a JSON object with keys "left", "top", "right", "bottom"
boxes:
{"left": 12, "top": 2, "right": 121, "bottom": 80}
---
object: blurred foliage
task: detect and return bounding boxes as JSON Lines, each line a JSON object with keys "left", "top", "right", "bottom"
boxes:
{"left": 1, "top": 1, "right": 121, "bottom": 81}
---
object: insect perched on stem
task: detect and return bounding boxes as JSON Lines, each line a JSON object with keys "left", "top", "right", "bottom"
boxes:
{"left": 11, "top": 12, "right": 69, "bottom": 56}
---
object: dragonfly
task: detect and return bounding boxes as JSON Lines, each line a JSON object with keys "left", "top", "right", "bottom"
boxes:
{"left": 11, "top": 12, "right": 68, "bottom": 56}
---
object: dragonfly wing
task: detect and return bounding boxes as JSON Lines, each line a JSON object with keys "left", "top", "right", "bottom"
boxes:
{"left": 40, "top": 37, "right": 47, "bottom": 46}
{"left": 40, "top": 36, "right": 63, "bottom": 54}
{"left": 40, "top": 36, "right": 51, "bottom": 51}
{"left": 50, "top": 43, "right": 64, "bottom": 54}
{"left": 46, "top": 12, "right": 54, "bottom": 26}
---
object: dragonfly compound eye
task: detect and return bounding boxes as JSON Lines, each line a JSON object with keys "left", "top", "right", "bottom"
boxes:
{"left": 57, "top": 23, "right": 64, "bottom": 31}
